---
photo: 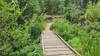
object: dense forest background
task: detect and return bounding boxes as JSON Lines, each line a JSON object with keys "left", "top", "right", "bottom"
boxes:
{"left": 0, "top": 0, "right": 100, "bottom": 56}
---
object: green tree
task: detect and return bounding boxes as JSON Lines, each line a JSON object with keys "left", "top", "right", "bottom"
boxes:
{"left": 0, "top": 0, "right": 44, "bottom": 56}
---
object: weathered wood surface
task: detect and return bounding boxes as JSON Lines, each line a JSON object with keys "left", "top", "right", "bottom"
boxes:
{"left": 41, "top": 30, "right": 79, "bottom": 56}
{"left": 41, "top": 19, "right": 80, "bottom": 56}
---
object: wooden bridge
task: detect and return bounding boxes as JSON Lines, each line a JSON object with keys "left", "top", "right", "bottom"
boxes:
{"left": 41, "top": 17, "right": 80, "bottom": 56}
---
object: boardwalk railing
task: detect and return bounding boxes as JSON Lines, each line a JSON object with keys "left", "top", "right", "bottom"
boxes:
{"left": 41, "top": 31, "right": 81, "bottom": 56}
{"left": 55, "top": 32, "right": 81, "bottom": 56}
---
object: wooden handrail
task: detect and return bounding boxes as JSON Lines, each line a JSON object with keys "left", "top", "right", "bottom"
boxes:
{"left": 54, "top": 32, "right": 81, "bottom": 56}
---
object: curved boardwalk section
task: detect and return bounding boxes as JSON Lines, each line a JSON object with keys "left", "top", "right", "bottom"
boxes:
{"left": 41, "top": 30, "right": 78, "bottom": 56}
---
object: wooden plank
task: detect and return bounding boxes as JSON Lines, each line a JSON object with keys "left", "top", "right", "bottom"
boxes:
{"left": 41, "top": 21, "right": 81, "bottom": 56}
{"left": 41, "top": 31, "right": 79, "bottom": 56}
{"left": 55, "top": 33, "right": 81, "bottom": 56}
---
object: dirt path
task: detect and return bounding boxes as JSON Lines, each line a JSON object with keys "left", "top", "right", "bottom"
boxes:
{"left": 45, "top": 22, "right": 53, "bottom": 31}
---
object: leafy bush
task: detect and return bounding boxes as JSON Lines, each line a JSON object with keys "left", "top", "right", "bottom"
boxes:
{"left": 65, "top": 3, "right": 82, "bottom": 23}
{"left": 0, "top": 0, "right": 44, "bottom": 56}
{"left": 68, "top": 37, "right": 82, "bottom": 53}
{"left": 84, "top": 1, "right": 100, "bottom": 22}
{"left": 51, "top": 19, "right": 100, "bottom": 56}
{"left": 31, "top": 16, "right": 46, "bottom": 40}
{"left": 51, "top": 19, "right": 78, "bottom": 41}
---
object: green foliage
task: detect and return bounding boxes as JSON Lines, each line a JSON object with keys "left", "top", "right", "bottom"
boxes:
{"left": 68, "top": 37, "right": 82, "bottom": 53}
{"left": 0, "top": 0, "right": 44, "bottom": 56}
{"left": 65, "top": 3, "right": 82, "bottom": 23}
{"left": 51, "top": 19, "right": 80, "bottom": 41}
{"left": 31, "top": 16, "right": 46, "bottom": 39}
{"left": 84, "top": 1, "right": 100, "bottom": 22}
{"left": 48, "top": 0, "right": 100, "bottom": 56}
{"left": 1, "top": 0, "right": 100, "bottom": 56}
{"left": 51, "top": 19, "right": 100, "bottom": 56}
{"left": 9, "top": 38, "right": 43, "bottom": 56}
{"left": 43, "top": 0, "right": 65, "bottom": 14}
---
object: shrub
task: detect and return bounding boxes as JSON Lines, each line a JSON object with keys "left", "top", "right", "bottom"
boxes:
{"left": 65, "top": 3, "right": 82, "bottom": 23}
{"left": 51, "top": 19, "right": 100, "bottom": 56}
{"left": 51, "top": 19, "right": 80, "bottom": 41}
{"left": 0, "top": 0, "right": 44, "bottom": 56}
{"left": 84, "top": 1, "right": 100, "bottom": 22}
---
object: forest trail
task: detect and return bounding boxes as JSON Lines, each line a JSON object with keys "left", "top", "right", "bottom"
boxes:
{"left": 45, "top": 22, "right": 53, "bottom": 31}
{"left": 41, "top": 19, "right": 79, "bottom": 56}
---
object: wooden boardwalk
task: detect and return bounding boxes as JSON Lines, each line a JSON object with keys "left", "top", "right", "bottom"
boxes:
{"left": 41, "top": 22, "right": 80, "bottom": 56}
